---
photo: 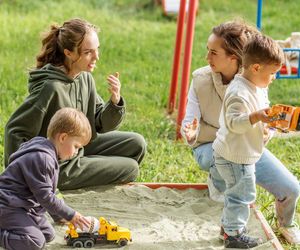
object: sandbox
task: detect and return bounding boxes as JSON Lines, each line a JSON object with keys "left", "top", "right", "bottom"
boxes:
{"left": 44, "top": 183, "right": 283, "bottom": 250}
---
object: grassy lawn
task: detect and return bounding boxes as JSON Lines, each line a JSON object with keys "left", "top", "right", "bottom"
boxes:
{"left": 1, "top": 0, "right": 300, "bottom": 248}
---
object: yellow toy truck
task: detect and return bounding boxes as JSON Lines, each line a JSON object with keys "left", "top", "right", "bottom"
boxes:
{"left": 64, "top": 217, "right": 132, "bottom": 248}
{"left": 268, "top": 104, "right": 300, "bottom": 132}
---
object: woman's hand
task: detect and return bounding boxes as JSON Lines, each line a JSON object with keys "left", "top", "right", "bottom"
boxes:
{"left": 70, "top": 212, "right": 90, "bottom": 231}
{"left": 107, "top": 72, "right": 121, "bottom": 105}
{"left": 182, "top": 118, "right": 198, "bottom": 143}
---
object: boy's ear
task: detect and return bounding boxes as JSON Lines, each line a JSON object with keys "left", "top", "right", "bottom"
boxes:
{"left": 251, "top": 63, "right": 261, "bottom": 73}
{"left": 57, "top": 133, "right": 68, "bottom": 143}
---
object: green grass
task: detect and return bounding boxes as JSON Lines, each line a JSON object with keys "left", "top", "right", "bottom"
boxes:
{"left": 1, "top": 0, "right": 300, "bottom": 249}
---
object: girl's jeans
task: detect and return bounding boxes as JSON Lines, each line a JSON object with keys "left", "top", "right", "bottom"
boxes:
{"left": 193, "top": 143, "right": 300, "bottom": 227}
{"left": 214, "top": 152, "right": 256, "bottom": 235}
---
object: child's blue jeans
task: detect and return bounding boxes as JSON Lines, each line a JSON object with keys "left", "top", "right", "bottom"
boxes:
{"left": 213, "top": 152, "right": 256, "bottom": 236}
{"left": 193, "top": 143, "right": 300, "bottom": 227}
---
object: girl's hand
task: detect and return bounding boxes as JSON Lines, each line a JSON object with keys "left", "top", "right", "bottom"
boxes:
{"left": 182, "top": 118, "right": 198, "bottom": 143}
{"left": 107, "top": 72, "right": 121, "bottom": 105}
{"left": 70, "top": 212, "right": 90, "bottom": 231}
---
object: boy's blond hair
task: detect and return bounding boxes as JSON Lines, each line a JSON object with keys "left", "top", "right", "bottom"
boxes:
{"left": 47, "top": 107, "right": 92, "bottom": 145}
{"left": 242, "top": 34, "right": 285, "bottom": 68}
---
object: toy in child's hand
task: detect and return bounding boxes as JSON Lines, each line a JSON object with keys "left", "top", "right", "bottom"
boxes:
{"left": 65, "top": 216, "right": 132, "bottom": 248}
{"left": 268, "top": 104, "right": 300, "bottom": 133}
{"left": 76, "top": 216, "right": 100, "bottom": 233}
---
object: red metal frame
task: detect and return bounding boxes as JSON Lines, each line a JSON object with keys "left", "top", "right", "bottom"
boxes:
{"left": 176, "top": 0, "right": 198, "bottom": 139}
{"left": 128, "top": 182, "right": 208, "bottom": 190}
{"left": 166, "top": 0, "right": 198, "bottom": 138}
{"left": 167, "top": 0, "right": 187, "bottom": 114}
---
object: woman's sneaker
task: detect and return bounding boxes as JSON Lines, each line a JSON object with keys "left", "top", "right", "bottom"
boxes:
{"left": 278, "top": 222, "right": 300, "bottom": 244}
{"left": 224, "top": 233, "right": 262, "bottom": 249}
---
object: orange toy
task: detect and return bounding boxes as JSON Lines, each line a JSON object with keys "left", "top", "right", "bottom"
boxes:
{"left": 268, "top": 104, "right": 300, "bottom": 132}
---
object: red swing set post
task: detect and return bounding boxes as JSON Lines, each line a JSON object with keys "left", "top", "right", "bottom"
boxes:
{"left": 167, "top": 0, "right": 198, "bottom": 139}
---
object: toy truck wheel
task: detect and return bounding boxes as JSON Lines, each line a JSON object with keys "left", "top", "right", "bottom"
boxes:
{"left": 84, "top": 239, "right": 94, "bottom": 248}
{"left": 118, "top": 238, "right": 128, "bottom": 247}
{"left": 72, "top": 240, "right": 83, "bottom": 248}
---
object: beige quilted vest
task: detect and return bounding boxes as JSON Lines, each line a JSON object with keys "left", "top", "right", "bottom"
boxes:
{"left": 192, "top": 66, "right": 228, "bottom": 147}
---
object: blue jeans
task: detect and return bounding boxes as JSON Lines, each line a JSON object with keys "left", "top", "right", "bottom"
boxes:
{"left": 214, "top": 152, "right": 256, "bottom": 235}
{"left": 193, "top": 142, "right": 300, "bottom": 227}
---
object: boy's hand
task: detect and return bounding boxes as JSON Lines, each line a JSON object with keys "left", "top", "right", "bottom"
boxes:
{"left": 249, "top": 108, "right": 271, "bottom": 125}
{"left": 182, "top": 118, "right": 198, "bottom": 143}
{"left": 70, "top": 212, "right": 90, "bottom": 231}
{"left": 107, "top": 72, "right": 121, "bottom": 105}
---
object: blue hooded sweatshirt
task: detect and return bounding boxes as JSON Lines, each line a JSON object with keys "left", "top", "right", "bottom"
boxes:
{"left": 0, "top": 137, "right": 75, "bottom": 220}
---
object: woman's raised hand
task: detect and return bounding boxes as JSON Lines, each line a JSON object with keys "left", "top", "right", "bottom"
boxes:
{"left": 107, "top": 72, "right": 121, "bottom": 105}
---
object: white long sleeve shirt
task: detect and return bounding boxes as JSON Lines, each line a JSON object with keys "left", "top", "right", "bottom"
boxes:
{"left": 181, "top": 67, "right": 270, "bottom": 148}
{"left": 212, "top": 75, "right": 269, "bottom": 164}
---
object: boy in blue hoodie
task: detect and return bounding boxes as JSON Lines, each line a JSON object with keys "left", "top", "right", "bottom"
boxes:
{"left": 0, "top": 108, "right": 91, "bottom": 250}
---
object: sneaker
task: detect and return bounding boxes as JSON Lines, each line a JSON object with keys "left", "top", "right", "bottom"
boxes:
{"left": 278, "top": 222, "right": 300, "bottom": 244}
{"left": 207, "top": 175, "right": 224, "bottom": 203}
{"left": 219, "top": 226, "right": 249, "bottom": 241}
{"left": 224, "top": 233, "right": 263, "bottom": 249}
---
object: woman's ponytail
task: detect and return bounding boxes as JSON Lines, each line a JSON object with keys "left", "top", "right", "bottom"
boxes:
{"left": 36, "top": 24, "right": 65, "bottom": 68}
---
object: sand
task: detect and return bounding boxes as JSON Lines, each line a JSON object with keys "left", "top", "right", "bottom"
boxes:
{"left": 41, "top": 184, "right": 278, "bottom": 250}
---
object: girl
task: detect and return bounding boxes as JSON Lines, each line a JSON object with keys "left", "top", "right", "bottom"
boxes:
{"left": 4, "top": 18, "right": 146, "bottom": 191}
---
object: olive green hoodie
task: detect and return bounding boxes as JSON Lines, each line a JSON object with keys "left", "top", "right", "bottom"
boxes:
{"left": 4, "top": 64, "right": 125, "bottom": 166}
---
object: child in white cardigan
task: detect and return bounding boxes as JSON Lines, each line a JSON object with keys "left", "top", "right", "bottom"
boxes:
{"left": 212, "top": 34, "right": 284, "bottom": 249}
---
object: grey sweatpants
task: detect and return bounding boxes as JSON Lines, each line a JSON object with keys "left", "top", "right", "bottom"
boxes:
{"left": 0, "top": 207, "right": 54, "bottom": 250}
{"left": 58, "top": 131, "right": 146, "bottom": 190}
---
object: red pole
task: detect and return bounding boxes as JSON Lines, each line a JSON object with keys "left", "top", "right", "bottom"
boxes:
{"left": 176, "top": 0, "right": 198, "bottom": 139}
{"left": 167, "top": 0, "right": 187, "bottom": 114}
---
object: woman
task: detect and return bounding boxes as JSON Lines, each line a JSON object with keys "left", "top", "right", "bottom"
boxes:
{"left": 4, "top": 18, "right": 146, "bottom": 191}
{"left": 181, "top": 20, "right": 300, "bottom": 244}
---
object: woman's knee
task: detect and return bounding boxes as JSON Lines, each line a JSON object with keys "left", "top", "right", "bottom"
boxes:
{"left": 288, "top": 181, "right": 300, "bottom": 199}
{"left": 128, "top": 132, "right": 147, "bottom": 163}
{"left": 193, "top": 152, "right": 212, "bottom": 171}
{"left": 193, "top": 143, "right": 213, "bottom": 171}
{"left": 122, "top": 161, "right": 139, "bottom": 183}
{"left": 131, "top": 133, "right": 147, "bottom": 151}
{"left": 278, "top": 179, "right": 300, "bottom": 201}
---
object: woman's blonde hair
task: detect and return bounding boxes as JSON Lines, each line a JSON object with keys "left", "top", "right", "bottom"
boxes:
{"left": 47, "top": 107, "right": 92, "bottom": 145}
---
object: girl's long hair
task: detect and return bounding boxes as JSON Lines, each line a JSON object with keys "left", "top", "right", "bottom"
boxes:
{"left": 36, "top": 18, "right": 98, "bottom": 70}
